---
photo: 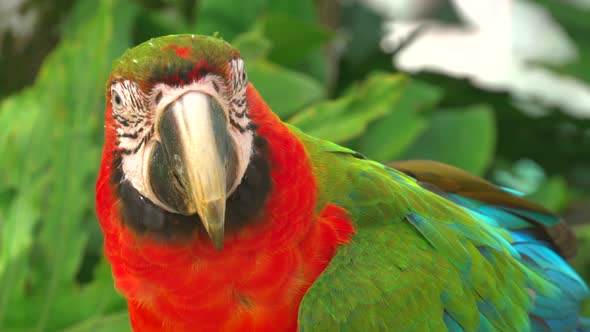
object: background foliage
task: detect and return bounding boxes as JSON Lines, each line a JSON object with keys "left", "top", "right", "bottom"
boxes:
{"left": 1, "top": 0, "right": 589, "bottom": 330}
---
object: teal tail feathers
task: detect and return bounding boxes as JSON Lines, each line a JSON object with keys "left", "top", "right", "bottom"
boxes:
{"left": 389, "top": 160, "right": 590, "bottom": 332}
{"left": 576, "top": 318, "right": 590, "bottom": 332}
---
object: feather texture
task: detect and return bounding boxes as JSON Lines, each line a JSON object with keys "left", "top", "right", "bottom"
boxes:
{"left": 295, "top": 132, "right": 588, "bottom": 332}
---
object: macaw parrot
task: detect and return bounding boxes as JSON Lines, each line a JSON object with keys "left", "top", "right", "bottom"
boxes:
{"left": 96, "top": 34, "right": 589, "bottom": 332}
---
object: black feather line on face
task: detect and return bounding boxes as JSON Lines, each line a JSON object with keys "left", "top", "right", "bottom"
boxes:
{"left": 111, "top": 133, "right": 272, "bottom": 243}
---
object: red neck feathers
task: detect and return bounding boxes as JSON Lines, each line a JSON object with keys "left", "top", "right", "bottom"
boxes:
{"left": 95, "top": 84, "right": 354, "bottom": 332}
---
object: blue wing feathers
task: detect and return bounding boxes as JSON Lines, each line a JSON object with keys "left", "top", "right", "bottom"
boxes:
{"left": 457, "top": 195, "right": 589, "bottom": 332}
{"left": 408, "top": 178, "right": 588, "bottom": 331}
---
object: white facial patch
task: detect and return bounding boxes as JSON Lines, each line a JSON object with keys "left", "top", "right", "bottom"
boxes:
{"left": 110, "top": 58, "right": 254, "bottom": 211}
{"left": 110, "top": 80, "right": 154, "bottom": 196}
{"left": 227, "top": 58, "right": 250, "bottom": 132}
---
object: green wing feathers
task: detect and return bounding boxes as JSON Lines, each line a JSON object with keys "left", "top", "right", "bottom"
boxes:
{"left": 294, "top": 130, "right": 589, "bottom": 332}
{"left": 389, "top": 160, "right": 577, "bottom": 259}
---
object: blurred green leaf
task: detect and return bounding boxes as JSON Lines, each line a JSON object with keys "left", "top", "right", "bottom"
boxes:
{"left": 232, "top": 26, "right": 272, "bottom": 62}
{"left": 400, "top": 105, "right": 497, "bottom": 175}
{"left": 290, "top": 73, "right": 406, "bottom": 143}
{"left": 193, "top": 0, "right": 317, "bottom": 40}
{"left": 423, "top": 73, "right": 590, "bottom": 184}
{"left": 355, "top": 79, "right": 442, "bottom": 161}
{"left": 525, "top": 176, "right": 568, "bottom": 212}
{"left": 339, "top": 1, "right": 383, "bottom": 65}
{"left": 132, "top": 8, "right": 189, "bottom": 44}
{"left": 266, "top": 1, "right": 317, "bottom": 23}
{"left": 260, "top": 14, "right": 333, "bottom": 65}
{"left": 260, "top": 14, "right": 332, "bottom": 85}
{"left": 193, "top": 0, "right": 263, "bottom": 39}
{"left": 335, "top": 1, "right": 393, "bottom": 94}
{"left": 571, "top": 223, "right": 590, "bottom": 317}
{"left": 0, "top": 0, "right": 133, "bottom": 330}
{"left": 248, "top": 61, "right": 324, "bottom": 119}
{"left": 61, "top": 312, "right": 130, "bottom": 332}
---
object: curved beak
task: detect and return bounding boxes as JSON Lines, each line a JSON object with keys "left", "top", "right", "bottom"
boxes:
{"left": 148, "top": 91, "right": 236, "bottom": 250}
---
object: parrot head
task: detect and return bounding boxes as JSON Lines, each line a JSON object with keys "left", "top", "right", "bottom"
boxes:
{"left": 104, "top": 35, "right": 270, "bottom": 250}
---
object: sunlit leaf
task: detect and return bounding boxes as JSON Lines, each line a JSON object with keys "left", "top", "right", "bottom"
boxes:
{"left": 355, "top": 79, "right": 442, "bottom": 161}
{"left": 290, "top": 73, "right": 406, "bottom": 143}
{"left": 400, "top": 105, "right": 496, "bottom": 175}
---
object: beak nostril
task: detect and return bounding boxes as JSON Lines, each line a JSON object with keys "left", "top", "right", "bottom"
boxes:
{"left": 171, "top": 169, "right": 187, "bottom": 193}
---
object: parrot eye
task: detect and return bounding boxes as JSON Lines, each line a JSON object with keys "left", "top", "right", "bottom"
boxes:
{"left": 112, "top": 91, "right": 123, "bottom": 107}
